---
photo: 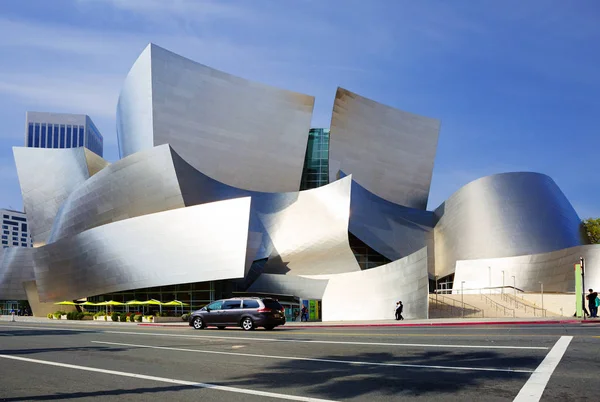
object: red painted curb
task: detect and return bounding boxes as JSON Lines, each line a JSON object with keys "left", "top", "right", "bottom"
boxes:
{"left": 137, "top": 319, "right": 584, "bottom": 328}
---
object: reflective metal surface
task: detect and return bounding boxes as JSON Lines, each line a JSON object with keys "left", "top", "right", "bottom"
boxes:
{"left": 247, "top": 273, "right": 329, "bottom": 301}
{"left": 13, "top": 147, "right": 108, "bottom": 246}
{"left": 117, "top": 43, "right": 315, "bottom": 193}
{"left": 344, "top": 172, "right": 435, "bottom": 261}
{"left": 49, "top": 145, "right": 185, "bottom": 243}
{"left": 433, "top": 172, "right": 586, "bottom": 278}
{"left": 453, "top": 244, "right": 600, "bottom": 293}
{"left": 329, "top": 87, "right": 440, "bottom": 209}
{"left": 0, "top": 247, "right": 35, "bottom": 300}
{"left": 34, "top": 198, "right": 251, "bottom": 302}
{"left": 304, "top": 247, "right": 429, "bottom": 320}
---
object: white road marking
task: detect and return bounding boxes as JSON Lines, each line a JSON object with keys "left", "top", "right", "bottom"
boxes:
{"left": 0, "top": 324, "right": 549, "bottom": 350}
{"left": 92, "top": 340, "right": 535, "bottom": 373}
{"left": 0, "top": 353, "right": 335, "bottom": 402}
{"left": 513, "top": 336, "right": 573, "bottom": 402}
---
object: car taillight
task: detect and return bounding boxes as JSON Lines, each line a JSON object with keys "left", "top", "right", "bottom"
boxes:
{"left": 256, "top": 308, "right": 272, "bottom": 313}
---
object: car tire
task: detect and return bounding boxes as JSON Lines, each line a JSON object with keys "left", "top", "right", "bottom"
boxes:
{"left": 192, "top": 316, "right": 204, "bottom": 330}
{"left": 217, "top": 326, "right": 226, "bottom": 330}
{"left": 241, "top": 317, "right": 254, "bottom": 331}
{"left": 264, "top": 325, "right": 275, "bottom": 331}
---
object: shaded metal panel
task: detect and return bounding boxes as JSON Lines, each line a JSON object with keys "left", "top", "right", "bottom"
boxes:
{"left": 117, "top": 43, "right": 315, "bottom": 193}
{"left": 13, "top": 147, "right": 108, "bottom": 247}
{"left": 304, "top": 247, "right": 429, "bottom": 321}
{"left": 344, "top": 172, "right": 434, "bottom": 261}
{"left": 0, "top": 247, "right": 35, "bottom": 300}
{"left": 116, "top": 44, "right": 154, "bottom": 158}
{"left": 453, "top": 244, "right": 600, "bottom": 293}
{"left": 329, "top": 87, "right": 440, "bottom": 209}
{"left": 48, "top": 145, "right": 185, "bottom": 243}
{"left": 83, "top": 148, "right": 109, "bottom": 176}
{"left": 260, "top": 175, "right": 360, "bottom": 275}
{"left": 434, "top": 172, "right": 586, "bottom": 278}
{"left": 33, "top": 198, "right": 251, "bottom": 302}
{"left": 247, "top": 273, "right": 329, "bottom": 301}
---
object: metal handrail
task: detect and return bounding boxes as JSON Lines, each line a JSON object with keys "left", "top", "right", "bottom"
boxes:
{"left": 500, "top": 293, "right": 547, "bottom": 317}
{"left": 429, "top": 294, "right": 484, "bottom": 318}
{"left": 480, "top": 294, "right": 515, "bottom": 317}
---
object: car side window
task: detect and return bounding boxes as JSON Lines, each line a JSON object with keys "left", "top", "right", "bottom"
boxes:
{"left": 243, "top": 300, "right": 259, "bottom": 308}
{"left": 222, "top": 300, "right": 242, "bottom": 310}
{"left": 206, "top": 301, "right": 223, "bottom": 310}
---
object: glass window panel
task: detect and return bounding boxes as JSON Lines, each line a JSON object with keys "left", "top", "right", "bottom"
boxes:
{"left": 53, "top": 126, "right": 59, "bottom": 148}
{"left": 34, "top": 123, "right": 40, "bottom": 147}
{"left": 79, "top": 126, "right": 84, "bottom": 148}
{"left": 66, "top": 125, "right": 72, "bottom": 147}
{"left": 60, "top": 125, "right": 65, "bottom": 148}
{"left": 41, "top": 124, "right": 47, "bottom": 148}
{"left": 27, "top": 123, "right": 34, "bottom": 147}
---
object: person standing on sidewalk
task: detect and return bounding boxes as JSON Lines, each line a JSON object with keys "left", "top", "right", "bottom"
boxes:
{"left": 587, "top": 289, "right": 598, "bottom": 318}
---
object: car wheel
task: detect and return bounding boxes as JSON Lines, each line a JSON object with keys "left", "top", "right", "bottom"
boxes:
{"left": 264, "top": 325, "right": 275, "bottom": 331}
{"left": 241, "top": 317, "right": 254, "bottom": 331}
{"left": 192, "top": 317, "right": 204, "bottom": 330}
{"left": 217, "top": 326, "right": 226, "bottom": 330}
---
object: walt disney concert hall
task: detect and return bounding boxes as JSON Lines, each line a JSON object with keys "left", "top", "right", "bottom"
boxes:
{"left": 1, "top": 43, "right": 598, "bottom": 320}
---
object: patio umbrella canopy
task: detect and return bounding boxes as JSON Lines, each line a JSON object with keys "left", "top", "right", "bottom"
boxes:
{"left": 55, "top": 301, "right": 78, "bottom": 305}
{"left": 162, "top": 300, "right": 190, "bottom": 315}
{"left": 140, "top": 299, "right": 164, "bottom": 314}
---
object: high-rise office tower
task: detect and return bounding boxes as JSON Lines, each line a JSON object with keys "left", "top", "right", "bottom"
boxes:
{"left": 0, "top": 209, "right": 32, "bottom": 249}
{"left": 25, "top": 112, "right": 104, "bottom": 157}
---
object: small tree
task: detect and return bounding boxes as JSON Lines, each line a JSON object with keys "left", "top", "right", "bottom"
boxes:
{"left": 583, "top": 218, "right": 600, "bottom": 244}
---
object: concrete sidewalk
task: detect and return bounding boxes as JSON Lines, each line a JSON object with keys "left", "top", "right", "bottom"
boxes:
{"left": 3, "top": 315, "right": 598, "bottom": 328}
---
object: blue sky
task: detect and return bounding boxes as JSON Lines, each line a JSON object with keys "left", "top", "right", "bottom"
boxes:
{"left": 0, "top": 0, "right": 598, "bottom": 217}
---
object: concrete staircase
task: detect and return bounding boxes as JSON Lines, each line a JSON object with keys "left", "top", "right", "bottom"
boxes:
{"left": 428, "top": 293, "right": 551, "bottom": 318}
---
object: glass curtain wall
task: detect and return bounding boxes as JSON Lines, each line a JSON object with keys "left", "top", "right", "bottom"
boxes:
{"left": 300, "top": 128, "right": 330, "bottom": 190}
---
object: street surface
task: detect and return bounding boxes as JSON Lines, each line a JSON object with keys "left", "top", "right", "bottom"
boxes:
{"left": 0, "top": 321, "right": 598, "bottom": 401}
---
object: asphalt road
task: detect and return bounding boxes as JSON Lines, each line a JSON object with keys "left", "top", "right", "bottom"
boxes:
{"left": 0, "top": 322, "right": 598, "bottom": 401}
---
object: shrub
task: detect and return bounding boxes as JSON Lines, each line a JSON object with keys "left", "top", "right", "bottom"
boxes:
{"left": 146, "top": 316, "right": 154, "bottom": 322}
{"left": 53, "top": 312, "right": 61, "bottom": 319}
{"left": 76, "top": 312, "right": 84, "bottom": 320}
{"left": 83, "top": 312, "right": 94, "bottom": 316}
{"left": 181, "top": 314, "right": 189, "bottom": 322}
{"left": 66, "top": 312, "right": 75, "bottom": 320}
{"left": 135, "top": 314, "right": 143, "bottom": 322}
{"left": 111, "top": 312, "right": 119, "bottom": 322}
{"left": 119, "top": 312, "right": 127, "bottom": 322}
{"left": 47, "top": 313, "right": 53, "bottom": 319}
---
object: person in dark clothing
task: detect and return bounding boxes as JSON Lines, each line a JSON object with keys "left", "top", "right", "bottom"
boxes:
{"left": 395, "top": 301, "right": 404, "bottom": 320}
{"left": 301, "top": 305, "right": 308, "bottom": 322}
{"left": 587, "top": 289, "right": 598, "bottom": 318}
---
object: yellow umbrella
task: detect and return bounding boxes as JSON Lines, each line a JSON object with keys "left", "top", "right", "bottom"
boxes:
{"left": 55, "top": 301, "right": 78, "bottom": 305}
{"left": 140, "top": 299, "right": 164, "bottom": 314}
{"left": 78, "top": 301, "right": 98, "bottom": 306}
{"left": 96, "top": 300, "right": 125, "bottom": 314}
{"left": 162, "top": 300, "right": 190, "bottom": 315}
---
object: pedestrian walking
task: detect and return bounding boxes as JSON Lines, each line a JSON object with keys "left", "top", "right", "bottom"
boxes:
{"left": 395, "top": 301, "right": 404, "bottom": 320}
{"left": 301, "top": 305, "right": 308, "bottom": 322}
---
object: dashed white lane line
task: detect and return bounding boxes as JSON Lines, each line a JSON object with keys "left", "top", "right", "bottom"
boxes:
{"left": 92, "top": 340, "right": 535, "bottom": 373}
{"left": 0, "top": 324, "right": 549, "bottom": 350}
{"left": 513, "top": 336, "right": 573, "bottom": 402}
{"left": 0, "top": 353, "right": 335, "bottom": 402}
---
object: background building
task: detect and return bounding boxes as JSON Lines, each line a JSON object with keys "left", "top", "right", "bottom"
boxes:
{"left": 0, "top": 209, "right": 31, "bottom": 249}
{"left": 300, "top": 128, "right": 330, "bottom": 190}
{"left": 25, "top": 111, "right": 104, "bottom": 157}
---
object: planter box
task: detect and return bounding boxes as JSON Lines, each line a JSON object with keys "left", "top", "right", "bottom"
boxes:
{"left": 93, "top": 316, "right": 108, "bottom": 321}
{"left": 142, "top": 316, "right": 155, "bottom": 323}
{"left": 82, "top": 315, "right": 93, "bottom": 320}
{"left": 153, "top": 317, "right": 183, "bottom": 323}
{"left": 61, "top": 315, "right": 67, "bottom": 320}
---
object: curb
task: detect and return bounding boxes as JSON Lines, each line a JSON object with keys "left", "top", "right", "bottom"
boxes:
{"left": 136, "top": 319, "right": 585, "bottom": 329}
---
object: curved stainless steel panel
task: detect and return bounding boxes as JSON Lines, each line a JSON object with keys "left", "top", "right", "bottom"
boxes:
{"left": 48, "top": 145, "right": 185, "bottom": 243}
{"left": 329, "top": 87, "right": 440, "bottom": 209}
{"left": 453, "top": 244, "right": 600, "bottom": 293}
{"left": 13, "top": 147, "right": 108, "bottom": 247}
{"left": 434, "top": 172, "right": 586, "bottom": 278}
{"left": 304, "top": 247, "right": 429, "bottom": 320}
{"left": 343, "top": 172, "right": 434, "bottom": 261}
{"left": 0, "top": 247, "right": 35, "bottom": 300}
{"left": 117, "top": 43, "right": 315, "bottom": 193}
{"left": 33, "top": 198, "right": 251, "bottom": 302}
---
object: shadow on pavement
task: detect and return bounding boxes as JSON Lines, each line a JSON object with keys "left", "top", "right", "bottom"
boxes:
{"left": 0, "top": 385, "right": 199, "bottom": 401}
{"left": 222, "top": 350, "right": 538, "bottom": 399}
{"left": 0, "top": 329, "right": 99, "bottom": 337}
{"left": 0, "top": 345, "right": 131, "bottom": 356}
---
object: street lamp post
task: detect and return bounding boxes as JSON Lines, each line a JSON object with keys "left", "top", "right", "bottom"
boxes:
{"left": 501, "top": 270, "right": 505, "bottom": 294}
{"left": 435, "top": 275, "right": 439, "bottom": 302}
{"left": 488, "top": 266, "right": 491, "bottom": 294}
{"left": 461, "top": 281, "right": 466, "bottom": 318}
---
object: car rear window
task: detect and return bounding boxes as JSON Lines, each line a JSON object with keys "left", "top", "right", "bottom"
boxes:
{"left": 243, "top": 300, "right": 259, "bottom": 308}
{"left": 262, "top": 299, "right": 283, "bottom": 310}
